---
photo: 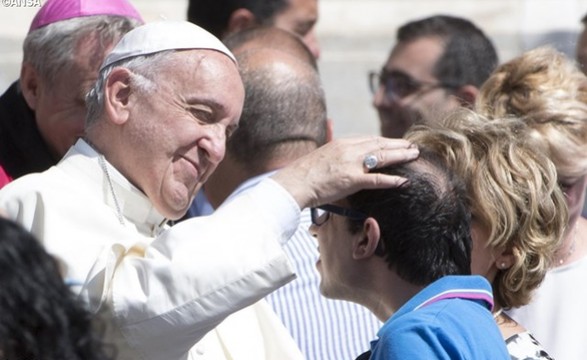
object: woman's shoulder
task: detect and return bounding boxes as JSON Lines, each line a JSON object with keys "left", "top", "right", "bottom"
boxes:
{"left": 506, "top": 331, "right": 554, "bottom": 360}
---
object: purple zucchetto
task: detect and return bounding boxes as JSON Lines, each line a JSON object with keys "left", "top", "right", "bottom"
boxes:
{"left": 29, "top": 0, "right": 143, "bottom": 33}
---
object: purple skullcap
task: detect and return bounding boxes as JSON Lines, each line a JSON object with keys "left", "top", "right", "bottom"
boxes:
{"left": 100, "top": 21, "right": 236, "bottom": 71}
{"left": 28, "top": 0, "right": 143, "bottom": 33}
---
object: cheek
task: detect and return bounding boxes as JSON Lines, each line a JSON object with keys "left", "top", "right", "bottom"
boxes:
{"left": 35, "top": 96, "right": 87, "bottom": 155}
{"left": 60, "top": 105, "right": 87, "bottom": 135}
{"left": 316, "top": 229, "right": 336, "bottom": 262}
{"left": 565, "top": 176, "right": 587, "bottom": 218}
{"left": 415, "top": 92, "right": 450, "bottom": 113}
{"left": 469, "top": 223, "right": 493, "bottom": 275}
{"left": 153, "top": 164, "right": 197, "bottom": 219}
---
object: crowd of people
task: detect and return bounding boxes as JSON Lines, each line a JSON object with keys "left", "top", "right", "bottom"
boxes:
{"left": 0, "top": 0, "right": 585, "bottom": 359}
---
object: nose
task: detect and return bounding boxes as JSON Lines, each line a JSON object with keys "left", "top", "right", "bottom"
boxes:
{"left": 372, "top": 85, "right": 387, "bottom": 109}
{"left": 198, "top": 124, "right": 227, "bottom": 164}
{"left": 303, "top": 28, "right": 320, "bottom": 59}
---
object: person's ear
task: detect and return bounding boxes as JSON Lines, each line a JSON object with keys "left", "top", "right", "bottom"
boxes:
{"left": 20, "top": 62, "right": 41, "bottom": 110}
{"left": 226, "top": 8, "right": 257, "bottom": 36}
{"left": 353, "top": 217, "right": 382, "bottom": 260}
{"left": 325, "top": 118, "right": 334, "bottom": 142}
{"left": 454, "top": 84, "right": 479, "bottom": 108}
{"left": 104, "top": 68, "right": 133, "bottom": 126}
{"left": 494, "top": 249, "right": 515, "bottom": 271}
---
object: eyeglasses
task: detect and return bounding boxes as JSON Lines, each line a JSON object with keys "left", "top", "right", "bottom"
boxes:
{"left": 310, "top": 204, "right": 367, "bottom": 226}
{"left": 368, "top": 70, "right": 458, "bottom": 101}
{"left": 311, "top": 204, "right": 386, "bottom": 256}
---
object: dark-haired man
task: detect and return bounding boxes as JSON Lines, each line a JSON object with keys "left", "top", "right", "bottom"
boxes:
{"left": 310, "top": 151, "right": 509, "bottom": 359}
{"left": 370, "top": 15, "right": 497, "bottom": 138}
{"left": 187, "top": 0, "right": 320, "bottom": 58}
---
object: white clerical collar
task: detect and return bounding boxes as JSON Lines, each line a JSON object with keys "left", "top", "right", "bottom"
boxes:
{"left": 73, "top": 139, "right": 167, "bottom": 235}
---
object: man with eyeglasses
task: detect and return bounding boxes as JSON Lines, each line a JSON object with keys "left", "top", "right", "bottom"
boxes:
{"left": 309, "top": 150, "right": 510, "bottom": 360}
{"left": 369, "top": 15, "right": 498, "bottom": 138}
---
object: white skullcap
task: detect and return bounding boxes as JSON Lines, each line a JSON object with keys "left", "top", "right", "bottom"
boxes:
{"left": 100, "top": 20, "right": 236, "bottom": 71}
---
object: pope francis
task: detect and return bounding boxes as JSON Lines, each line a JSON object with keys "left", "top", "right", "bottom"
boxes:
{"left": 0, "top": 20, "right": 419, "bottom": 359}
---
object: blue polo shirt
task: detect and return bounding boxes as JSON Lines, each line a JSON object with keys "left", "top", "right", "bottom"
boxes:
{"left": 370, "top": 275, "right": 509, "bottom": 359}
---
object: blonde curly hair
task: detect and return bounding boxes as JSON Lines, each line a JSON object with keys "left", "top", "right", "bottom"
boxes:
{"left": 476, "top": 46, "right": 587, "bottom": 179}
{"left": 406, "top": 110, "right": 568, "bottom": 309}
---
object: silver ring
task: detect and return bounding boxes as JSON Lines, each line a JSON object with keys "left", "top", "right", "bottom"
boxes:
{"left": 363, "top": 154, "right": 378, "bottom": 170}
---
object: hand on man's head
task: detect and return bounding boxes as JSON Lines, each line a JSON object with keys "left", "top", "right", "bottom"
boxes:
{"left": 271, "top": 137, "right": 419, "bottom": 209}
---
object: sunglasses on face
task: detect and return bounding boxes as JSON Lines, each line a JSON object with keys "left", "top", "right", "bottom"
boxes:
{"left": 310, "top": 204, "right": 367, "bottom": 226}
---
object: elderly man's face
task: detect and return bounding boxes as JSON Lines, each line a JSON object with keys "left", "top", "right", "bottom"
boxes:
{"left": 373, "top": 36, "right": 461, "bottom": 138}
{"left": 28, "top": 35, "right": 111, "bottom": 159}
{"left": 124, "top": 50, "right": 244, "bottom": 220}
{"left": 272, "top": 0, "right": 320, "bottom": 58}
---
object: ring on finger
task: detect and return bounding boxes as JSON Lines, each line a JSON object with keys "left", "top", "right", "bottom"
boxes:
{"left": 363, "top": 154, "right": 378, "bottom": 170}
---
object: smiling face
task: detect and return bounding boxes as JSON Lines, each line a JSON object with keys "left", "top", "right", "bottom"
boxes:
{"left": 121, "top": 50, "right": 244, "bottom": 219}
{"left": 374, "top": 37, "right": 460, "bottom": 138}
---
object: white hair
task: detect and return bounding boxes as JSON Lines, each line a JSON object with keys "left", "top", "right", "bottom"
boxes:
{"left": 23, "top": 15, "right": 140, "bottom": 84}
{"left": 85, "top": 51, "right": 173, "bottom": 128}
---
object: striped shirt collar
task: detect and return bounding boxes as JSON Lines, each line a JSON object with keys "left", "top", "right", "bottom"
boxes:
{"left": 390, "top": 275, "right": 494, "bottom": 323}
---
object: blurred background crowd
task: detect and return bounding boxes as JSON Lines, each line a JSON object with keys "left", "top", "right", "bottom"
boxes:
{"left": 1, "top": 0, "right": 585, "bottom": 137}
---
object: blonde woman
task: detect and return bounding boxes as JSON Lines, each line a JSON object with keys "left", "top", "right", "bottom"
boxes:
{"left": 407, "top": 110, "right": 567, "bottom": 359}
{"left": 477, "top": 47, "right": 587, "bottom": 360}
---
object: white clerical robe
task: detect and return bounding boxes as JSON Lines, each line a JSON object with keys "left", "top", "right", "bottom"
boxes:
{"left": 0, "top": 139, "right": 302, "bottom": 360}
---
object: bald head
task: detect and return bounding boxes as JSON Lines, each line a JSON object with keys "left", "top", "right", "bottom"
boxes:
{"left": 224, "top": 26, "right": 316, "bottom": 69}
{"left": 226, "top": 46, "right": 326, "bottom": 172}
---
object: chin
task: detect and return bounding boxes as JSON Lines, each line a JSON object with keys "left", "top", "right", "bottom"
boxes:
{"left": 158, "top": 196, "right": 191, "bottom": 220}
{"left": 319, "top": 282, "right": 338, "bottom": 300}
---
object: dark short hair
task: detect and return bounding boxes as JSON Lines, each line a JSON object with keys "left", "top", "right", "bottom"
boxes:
{"left": 346, "top": 150, "right": 472, "bottom": 286}
{"left": 187, "top": 0, "right": 289, "bottom": 38}
{"left": 397, "top": 15, "right": 498, "bottom": 88}
{"left": 0, "top": 218, "right": 112, "bottom": 360}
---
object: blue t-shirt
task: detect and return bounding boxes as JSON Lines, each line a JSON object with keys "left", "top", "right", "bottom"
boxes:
{"left": 370, "top": 275, "right": 509, "bottom": 359}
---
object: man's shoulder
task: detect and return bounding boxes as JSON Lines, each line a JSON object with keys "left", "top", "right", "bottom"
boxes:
{"left": 380, "top": 286, "right": 496, "bottom": 340}
{"left": 0, "top": 166, "right": 64, "bottom": 194}
{"left": 375, "top": 301, "right": 507, "bottom": 359}
{"left": 0, "top": 164, "right": 80, "bottom": 216}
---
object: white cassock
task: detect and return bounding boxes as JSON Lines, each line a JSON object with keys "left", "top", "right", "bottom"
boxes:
{"left": 0, "top": 139, "right": 304, "bottom": 360}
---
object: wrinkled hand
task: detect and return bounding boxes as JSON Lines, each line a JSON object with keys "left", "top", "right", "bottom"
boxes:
{"left": 271, "top": 137, "right": 419, "bottom": 208}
